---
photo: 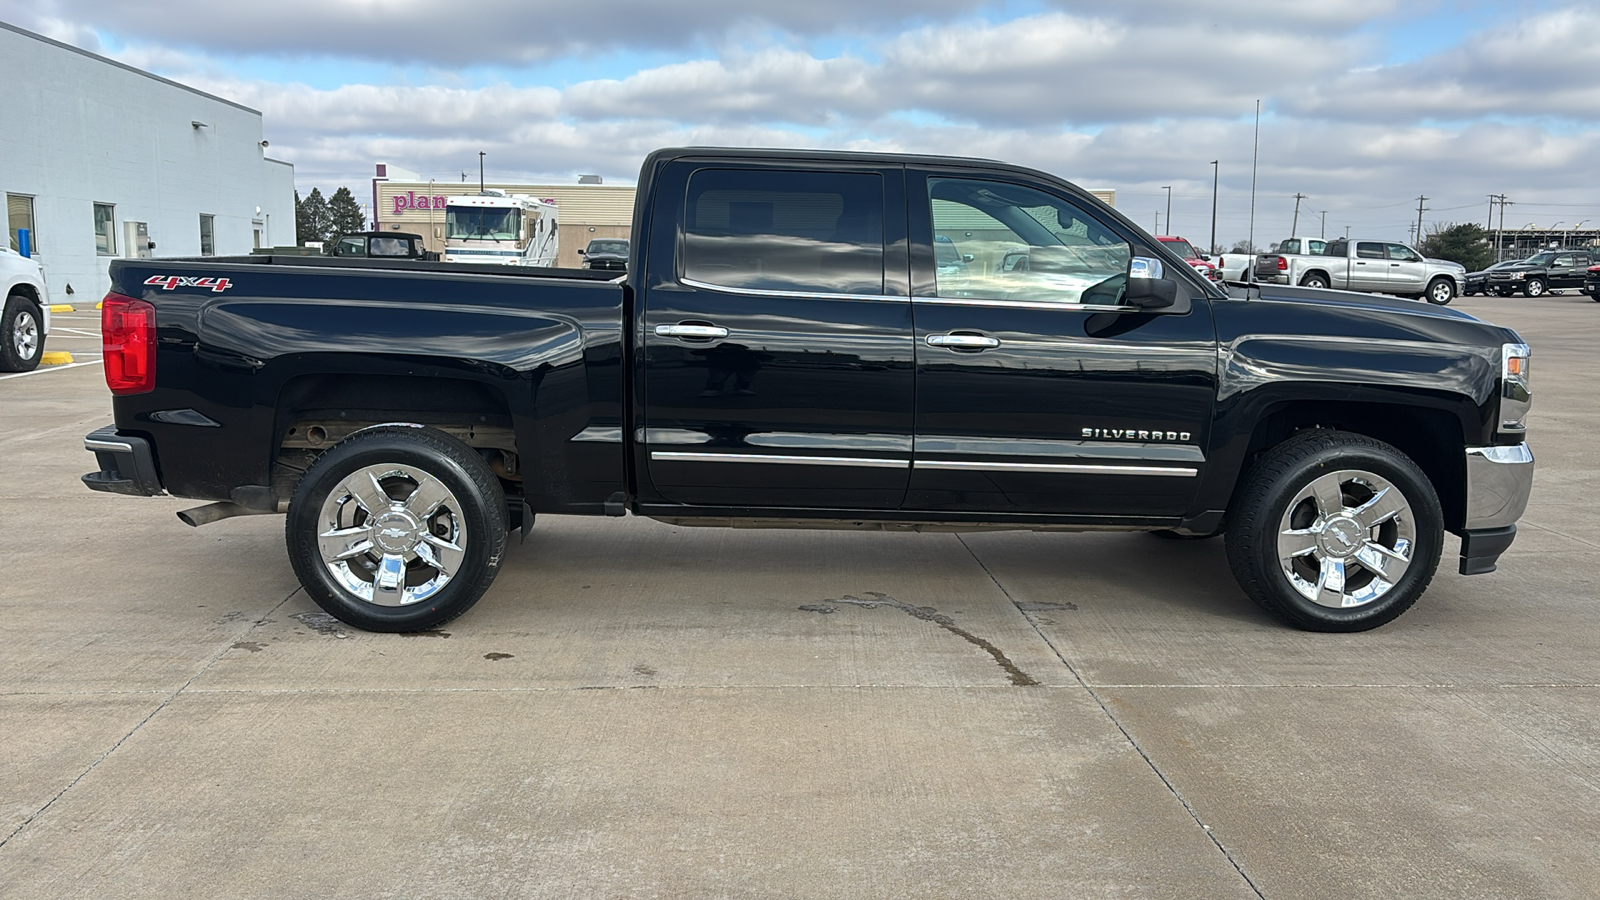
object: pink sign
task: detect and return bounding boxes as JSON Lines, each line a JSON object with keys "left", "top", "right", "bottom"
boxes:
{"left": 393, "top": 192, "right": 447, "bottom": 215}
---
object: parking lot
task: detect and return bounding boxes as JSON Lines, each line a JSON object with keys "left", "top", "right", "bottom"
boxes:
{"left": 1, "top": 294, "right": 1597, "bottom": 898}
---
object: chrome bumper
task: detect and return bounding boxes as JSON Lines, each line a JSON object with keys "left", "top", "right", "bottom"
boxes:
{"left": 1458, "top": 443, "right": 1533, "bottom": 576}
{"left": 1465, "top": 443, "right": 1533, "bottom": 530}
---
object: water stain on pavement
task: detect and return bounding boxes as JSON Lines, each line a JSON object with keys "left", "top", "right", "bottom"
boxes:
{"left": 230, "top": 641, "right": 266, "bottom": 653}
{"left": 484, "top": 652, "right": 514, "bottom": 661}
{"left": 809, "top": 592, "right": 1039, "bottom": 687}
{"left": 289, "top": 611, "right": 351, "bottom": 639}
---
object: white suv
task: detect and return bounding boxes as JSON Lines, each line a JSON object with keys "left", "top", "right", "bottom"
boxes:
{"left": 1, "top": 247, "right": 51, "bottom": 372}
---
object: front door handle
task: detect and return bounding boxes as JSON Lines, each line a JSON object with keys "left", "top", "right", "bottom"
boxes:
{"left": 926, "top": 333, "right": 1000, "bottom": 351}
{"left": 656, "top": 323, "right": 730, "bottom": 340}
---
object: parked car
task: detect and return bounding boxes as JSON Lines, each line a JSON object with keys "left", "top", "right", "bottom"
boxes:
{"left": 81, "top": 146, "right": 1533, "bottom": 635}
{"left": 1258, "top": 238, "right": 1464, "bottom": 305}
{"left": 1156, "top": 235, "right": 1219, "bottom": 281}
{"left": 1486, "top": 249, "right": 1599, "bottom": 297}
{"left": 1, "top": 245, "right": 50, "bottom": 372}
{"left": 579, "top": 238, "right": 629, "bottom": 272}
{"left": 1465, "top": 259, "right": 1525, "bottom": 296}
{"left": 1585, "top": 264, "right": 1600, "bottom": 301}
{"left": 331, "top": 231, "right": 433, "bottom": 260}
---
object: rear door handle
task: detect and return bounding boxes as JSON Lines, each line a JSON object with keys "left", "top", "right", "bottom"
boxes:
{"left": 656, "top": 323, "right": 730, "bottom": 340}
{"left": 926, "top": 333, "right": 1000, "bottom": 351}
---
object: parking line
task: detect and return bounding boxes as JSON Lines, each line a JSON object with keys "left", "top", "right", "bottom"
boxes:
{"left": 0, "top": 359, "right": 102, "bottom": 381}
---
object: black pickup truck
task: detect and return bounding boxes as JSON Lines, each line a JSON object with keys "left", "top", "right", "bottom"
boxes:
{"left": 1487, "top": 248, "right": 1598, "bottom": 297}
{"left": 82, "top": 147, "right": 1535, "bottom": 634}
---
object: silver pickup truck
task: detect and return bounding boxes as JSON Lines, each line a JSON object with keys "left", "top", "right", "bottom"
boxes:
{"left": 1256, "top": 238, "right": 1465, "bottom": 305}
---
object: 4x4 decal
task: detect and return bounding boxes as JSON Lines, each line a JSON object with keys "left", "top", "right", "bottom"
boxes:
{"left": 144, "top": 275, "right": 233, "bottom": 293}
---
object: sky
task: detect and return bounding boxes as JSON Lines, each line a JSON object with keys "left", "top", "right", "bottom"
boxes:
{"left": 4, "top": 0, "right": 1599, "bottom": 250}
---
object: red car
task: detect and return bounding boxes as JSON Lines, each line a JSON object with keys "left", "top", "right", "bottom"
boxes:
{"left": 1156, "top": 235, "right": 1220, "bottom": 281}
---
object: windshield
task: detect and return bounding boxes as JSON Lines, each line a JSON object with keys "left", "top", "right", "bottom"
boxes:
{"left": 1524, "top": 252, "right": 1556, "bottom": 266}
{"left": 587, "top": 240, "right": 628, "bottom": 254}
{"left": 447, "top": 207, "right": 520, "bottom": 241}
{"left": 1161, "top": 239, "right": 1197, "bottom": 258}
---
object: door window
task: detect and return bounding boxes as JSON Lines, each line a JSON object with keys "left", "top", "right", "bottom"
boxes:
{"left": 1385, "top": 244, "right": 1421, "bottom": 262}
{"left": 927, "top": 177, "right": 1129, "bottom": 305}
{"left": 335, "top": 236, "right": 367, "bottom": 257}
{"left": 681, "top": 168, "right": 885, "bottom": 296}
{"left": 1356, "top": 242, "right": 1385, "bottom": 259}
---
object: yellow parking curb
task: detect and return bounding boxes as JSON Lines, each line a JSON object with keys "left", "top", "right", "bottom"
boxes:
{"left": 95, "top": 301, "right": 104, "bottom": 310}
{"left": 40, "top": 351, "right": 75, "bottom": 366}
{"left": 49, "top": 304, "right": 75, "bottom": 313}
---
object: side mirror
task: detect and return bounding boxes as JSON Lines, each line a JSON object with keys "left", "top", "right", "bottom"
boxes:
{"left": 961, "top": 254, "right": 975, "bottom": 263}
{"left": 1126, "top": 257, "right": 1177, "bottom": 309}
{"left": 577, "top": 248, "right": 586, "bottom": 255}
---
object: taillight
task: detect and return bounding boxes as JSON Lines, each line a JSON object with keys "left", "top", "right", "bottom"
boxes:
{"left": 102, "top": 293, "right": 156, "bottom": 394}
{"left": 1276, "top": 257, "right": 1288, "bottom": 270}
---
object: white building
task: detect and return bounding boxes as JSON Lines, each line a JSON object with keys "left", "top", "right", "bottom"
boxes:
{"left": 1, "top": 21, "right": 294, "bottom": 302}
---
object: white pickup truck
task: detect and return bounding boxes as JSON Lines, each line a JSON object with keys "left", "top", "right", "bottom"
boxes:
{"left": 1, "top": 246, "right": 51, "bottom": 372}
{"left": 1255, "top": 238, "right": 1465, "bottom": 305}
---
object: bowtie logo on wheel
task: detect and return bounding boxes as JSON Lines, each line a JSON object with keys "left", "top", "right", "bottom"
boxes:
{"left": 143, "top": 275, "right": 234, "bottom": 293}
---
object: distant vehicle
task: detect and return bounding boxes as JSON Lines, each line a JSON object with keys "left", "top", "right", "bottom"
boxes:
{"left": 1258, "top": 238, "right": 1464, "bottom": 305}
{"left": 444, "top": 192, "right": 559, "bottom": 266}
{"left": 1464, "top": 259, "right": 1525, "bottom": 296}
{"left": 1156, "top": 235, "right": 1219, "bottom": 280}
{"left": 331, "top": 232, "right": 432, "bottom": 260}
{"left": 1, "top": 245, "right": 50, "bottom": 372}
{"left": 579, "top": 238, "right": 629, "bottom": 272}
{"left": 1585, "top": 264, "right": 1600, "bottom": 301}
{"left": 1486, "top": 249, "right": 1599, "bottom": 297}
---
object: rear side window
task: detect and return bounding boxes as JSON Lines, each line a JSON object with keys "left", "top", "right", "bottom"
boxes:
{"left": 1357, "top": 242, "right": 1384, "bottom": 259}
{"left": 682, "top": 168, "right": 885, "bottom": 296}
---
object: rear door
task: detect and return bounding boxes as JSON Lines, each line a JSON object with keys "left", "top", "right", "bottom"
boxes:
{"left": 638, "top": 160, "right": 915, "bottom": 510}
{"left": 905, "top": 168, "right": 1216, "bottom": 518}
{"left": 1350, "top": 242, "right": 1389, "bottom": 291}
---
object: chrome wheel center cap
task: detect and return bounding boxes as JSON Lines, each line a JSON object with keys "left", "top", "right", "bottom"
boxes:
{"left": 370, "top": 510, "right": 423, "bottom": 553}
{"left": 1319, "top": 516, "right": 1363, "bottom": 558}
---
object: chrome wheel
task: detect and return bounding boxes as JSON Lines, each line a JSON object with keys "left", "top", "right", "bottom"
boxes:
{"left": 1427, "top": 279, "right": 1454, "bottom": 305}
{"left": 1276, "top": 469, "right": 1415, "bottom": 609}
{"left": 12, "top": 309, "right": 38, "bottom": 360}
{"left": 1525, "top": 279, "right": 1546, "bottom": 297}
{"left": 316, "top": 463, "right": 467, "bottom": 606}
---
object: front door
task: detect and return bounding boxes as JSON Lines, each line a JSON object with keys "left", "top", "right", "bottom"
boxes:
{"left": 1385, "top": 243, "right": 1427, "bottom": 293}
{"left": 906, "top": 170, "right": 1217, "bottom": 519}
{"left": 640, "top": 161, "right": 915, "bottom": 510}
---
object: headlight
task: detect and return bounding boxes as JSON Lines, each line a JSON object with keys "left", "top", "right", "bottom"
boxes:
{"left": 1511, "top": 272, "right": 1526, "bottom": 279}
{"left": 1500, "top": 342, "right": 1531, "bottom": 433}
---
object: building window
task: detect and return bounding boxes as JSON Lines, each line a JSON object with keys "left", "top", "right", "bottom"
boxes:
{"left": 7, "top": 194, "right": 37, "bottom": 254}
{"left": 94, "top": 203, "right": 117, "bottom": 256}
{"left": 199, "top": 214, "right": 215, "bottom": 256}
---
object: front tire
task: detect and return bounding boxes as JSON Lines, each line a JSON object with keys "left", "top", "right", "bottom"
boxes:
{"left": 1225, "top": 430, "right": 1443, "bottom": 632}
{"left": 1, "top": 295, "right": 43, "bottom": 372}
{"left": 286, "top": 425, "right": 508, "bottom": 632}
{"left": 1524, "top": 278, "right": 1547, "bottom": 298}
{"left": 1425, "top": 278, "right": 1456, "bottom": 305}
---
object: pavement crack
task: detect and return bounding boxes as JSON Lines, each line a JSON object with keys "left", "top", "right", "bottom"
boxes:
{"left": 821, "top": 591, "right": 1039, "bottom": 687}
{"left": 0, "top": 587, "right": 304, "bottom": 852}
{"left": 954, "top": 535, "right": 1268, "bottom": 900}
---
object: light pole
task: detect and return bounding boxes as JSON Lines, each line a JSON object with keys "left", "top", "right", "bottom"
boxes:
{"left": 1210, "top": 161, "right": 1218, "bottom": 255}
{"left": 428, "top": 177, "right": 437, "bottom": 251}
{"left": 1161, "top": 186, "right": 1172, "bottom": 236}
{"left": 479, "top": 152, "right": 486, "bottom": 193}
{"left": 1550, "top": 223, "right": 1563, "bottom": 250}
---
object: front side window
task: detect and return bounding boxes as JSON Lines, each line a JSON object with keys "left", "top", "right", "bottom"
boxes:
{"left": 8, "top": 194, "right": 37, "bottom": 254}
{"left": 1386, "top": 244, "right": 1421, "bottom": 262}
{"left": 199, "top": 214, "right": 215, "bottom": 256}
{"left": 682, "top": 168, "right": 885, "bottom": 295}
{"left": 94, "top": 203, "right": 116, "bottom": 256}
{"left": 928, "top": 177, "right": 1130, "bottom": 305}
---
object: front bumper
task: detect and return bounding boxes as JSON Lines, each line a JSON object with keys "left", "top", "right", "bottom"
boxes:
{"left": 1458, "top": 442, "right": 1534, "bottom": 575}
{"left": 82, "top": 426, "right": 165, "bottom": 496}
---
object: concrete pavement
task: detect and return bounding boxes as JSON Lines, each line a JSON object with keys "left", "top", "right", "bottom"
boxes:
{"left": 1, "top": 296, "right": 1596, "bottom": 898}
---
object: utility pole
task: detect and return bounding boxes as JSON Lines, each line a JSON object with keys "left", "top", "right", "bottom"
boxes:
{"left": 1489, "top": 194, "right": 1511, "bottom": 261}
{"left": 479, "top": 151, "right": 486, "bottom": 193}
{"left": 1414, "top": 195, "right": 1429, "bottom": 247}
{"left": 1210, "top": 161, "right": 1219, "bottom": 255}
{"left": 1162, "top": 186, "right": 1172, "bottom": 235}
{"left": 1248, "top": 100, "right": 1260, "bottom": 266}
{"left": 1291, "top": 193, "right": 1306, "bottom": 237}
{"left": 1154, "top": 211, "right": 1161, "bottom": 234}
{"left": 1319, "top": 210, "right": 1327, "bottom": 239}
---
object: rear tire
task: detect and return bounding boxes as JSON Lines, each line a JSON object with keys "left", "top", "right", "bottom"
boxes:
{"left": 1300, "top": 273, "right": 1330, "bottom": 289}
{"left": 1, "top": 295, "right": 43, "bottom": 372}
{"left": 1225, "top": 430, "right": 1443, "bottom": 632}
{"left": 286, "top": 425, "right": 508, "bottom": 632}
